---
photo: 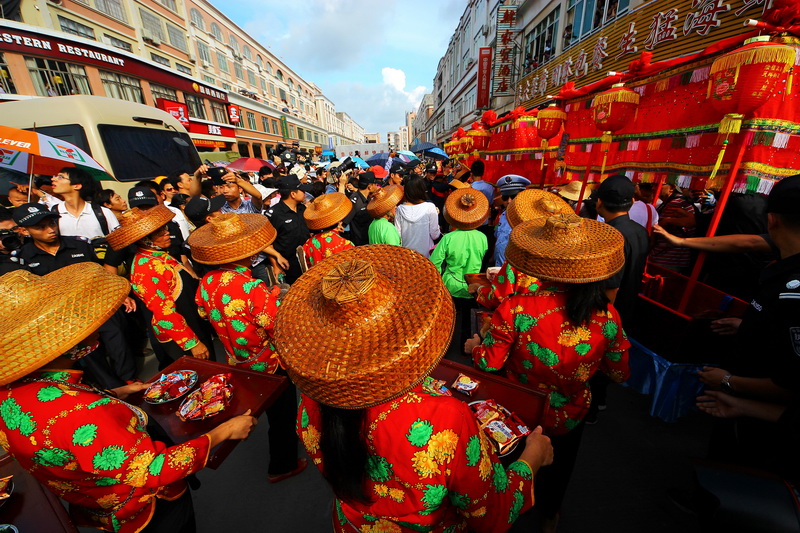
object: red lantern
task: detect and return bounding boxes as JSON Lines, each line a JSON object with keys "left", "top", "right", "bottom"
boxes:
{"left": 591, "top": 84, "right": 640, "bottom": 142}
{"left": 536, "top": 104, "right": 566, "bottom": 169}
{"left": 466, "top": 122, "right": 492, "bottom": 152}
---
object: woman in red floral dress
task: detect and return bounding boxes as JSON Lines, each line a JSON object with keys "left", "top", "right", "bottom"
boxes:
{"left": 466, "top": 214, "right": 630, "bottom": 533}
{"left": 274, "top": 245, "right": 554, "bottom": 533}
{"left": 302, "top": 191, "right": 355, "bottom": 269}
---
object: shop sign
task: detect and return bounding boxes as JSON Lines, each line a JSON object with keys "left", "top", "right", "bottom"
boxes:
{"left": 516, "top": 0, "right": 767, "bottom": 107}
{"left": 186, "top": 122, "right": 235, "bottom": 138}
{"left": 477, "top": 47, "right": 493, "bottom": 108}
{"left": 228, "top": 104, "right": 241, "bottom": 124}
{"left": 155, "top": 98, "right": 190, "bottom": 127}
{"left": 193, "top": 139, "right": 227, "bottom": 148}
{"left": 492, "top": 2, "right": 519, "bottom": 97}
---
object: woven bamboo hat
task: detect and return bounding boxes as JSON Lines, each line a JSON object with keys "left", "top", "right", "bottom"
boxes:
{"left": 0, "top": 263, "right": 130, "bottom": 386}
{"left": 506, "top": 188, "right": 573, "bottom": 228}
{"left": 274, "top": 245, "right": 455, "bottom": 409}
{"left": 106, "top": 204, "right": 175, "bottom": 250}
{"left": 304, "top": 192, "right": 353, "bottom": 230}
{"left": 367, "top": 184, "right": 404, "bottom": 218}
{"left": 444, "top": 188, "right": 490, "bottom": 230}
{"left": 187, "top": 213, "right": 277, "bottom": 265}
{"left": 558, "top": 180, "right": 592, "bottom": 202}
{"left": 506, "top": 214, "right": 624, "bottom": 283}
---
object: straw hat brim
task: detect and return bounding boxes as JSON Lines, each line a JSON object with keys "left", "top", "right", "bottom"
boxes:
{"left": 507, "top": 189, "right": 574, "bottom": 228}
{"left": 107, "top": 205, "right": 175, "bottom": 250}
{"left": 188, "top": 213, "right": 277, "bottom": 265}
{"left": 558, "top": 182, "right": 592, "bottom": 202}
{"left": 444, "top": 188, "right": 490, "bottom": 230}
{"left": 506, "top": 217, "right": 624, "bottom": 283}
{"left": 274, "top": 245, "right": 455, "bottom": 409}
{"left": 367, "top": 185, "right": 404, "bottom": 218}
{"left": 304, "top": 192, "right": 353, "bottom": 230}
{"left": 0, "top": 263, "right": 130, "bottom": 385}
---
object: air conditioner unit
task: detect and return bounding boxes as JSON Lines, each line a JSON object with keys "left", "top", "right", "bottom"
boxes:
{"left": 480, "top": 24, "right": 489, "bottom": 36}
{"left": 142, "top": 30, "right": 160, "bottom": 46}
{"left": 256, "top": 65, "right": 262, "bottom": 73}
{"left": 188, "top": 51, "right": 197, "bottom": 63}
{"left": 201, "top": 60, "right": 211, "bottom": 69}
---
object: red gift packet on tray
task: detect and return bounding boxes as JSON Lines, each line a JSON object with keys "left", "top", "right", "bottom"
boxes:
{"left": 178, "top": 373, "right": 233, "bottom": 421}
{"left": 470, "top": 399, "right": 531, "bottom": 455}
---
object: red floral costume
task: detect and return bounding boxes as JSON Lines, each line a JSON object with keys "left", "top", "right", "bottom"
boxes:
{"left": 0, "top": 369, "right": 210, "bottom": 532}
{"left": 472, "top": 286, "right": 630, "bottom": 435}
{"left": 302, "top": 230, "right": 354, "bottom": 269}
{"left": 298, "top": 385, "right": 536, "bottom": 532}
{"left": 130, "top": 249, "right": 199, "bottom": 350}
{"left": 195, "top": 264, "right": 282, "bottom": 374}
{"left": 475, "top": 261, "right": 542, "bottom": 310}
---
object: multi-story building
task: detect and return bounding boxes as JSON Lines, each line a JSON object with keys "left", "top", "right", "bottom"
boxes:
{"left": 412, "top": 94, "right": 434, "bottom": 143}
{"left": 364, "top": 133, "right": 380, "bottom": 143}
{"left": 398, "top": 126, "right": 409, "bottom": 151}
{"left": 0, "top": 0, "right": 362, "bottom": 159}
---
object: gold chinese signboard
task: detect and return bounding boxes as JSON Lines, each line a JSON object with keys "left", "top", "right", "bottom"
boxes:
{"left": 516, "top": 0, "right": 767, "bottom": 107}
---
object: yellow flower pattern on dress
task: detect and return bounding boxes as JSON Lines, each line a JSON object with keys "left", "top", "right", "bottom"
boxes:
{"left": 557, "top": 325, "right": 592, "bottom": 347}
{"left": 374, "top": 484, "right": 389, "bottom": 497}
{"left": 167, "top": 444, "right": 196, "bottom": 469}
{"left": 96, "top": 493, "right": 120, "bottom": 509}
{"left": 303, "top": 424, "right": 321, "bottom": 455}
{"left": 388, "top": 488, "right": 405, "bottom": 503}
{"left": 362, "top": 519, "right": 402, "bottom": 533}
{"left": 427, "top": 430, "right": 458, "bottom": 464}
{"left": 411, "top": 450, "right": 441, "bottom": 479}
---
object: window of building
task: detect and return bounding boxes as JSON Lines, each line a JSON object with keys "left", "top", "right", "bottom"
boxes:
{"left": 210, "top": 101, "right": 227, "bottom": 123}
{"left": 288, "top": 79, "right": 294, "bottom": 91}
{"left": 299, "top": 101, "right": 304, "bottom": 112}
{"left": 150, "top": 53, "right": 170, "bottom": 66}
{"left": 260, "top": 78, "right": 266, "bottom": 92}
{"left": 151, "top": 84, "right": 177, "bottom": 102}
{"left": 256, "top": 55, "right": 263, "bottom": 69}
{"left": 246, "top": 69, "right": 256, "bottom": 86}
{"left": 197, "top": 41, "right": 211, "bottom": 64}
{"left": 58, "top": 16, "right": 95, "bottom": 40}
{"left": 297, "top": 127, "right": 304, "bottom": 140}
{"left": 252, "top": 143, "right": 262, "bottom": 158}
{"left": 266, "top": 63, "right": 273, "bottom": 75}
{"left": 167, "top": 25, "right": 187, "bottom": 52}
{"left": 0, "top": 54, "right": 17, "bottom": 94}
{"left": 26, "top": 57, "right": 91, "bottom": 96}
{"left": 157, "top": 0, "right": 176, "bottom": 11}
{"left": 269, "top": 83, "right": 276, "bottom": 96}
{"left": 238, "top": 142, "right": 251, "bottom": 157}
{"left": 222, "top": 82, "right": 231, "bottom": 90}
{"left": 276, "top": 70, "right": 283, "bottom": 81}
{"left": 314, "top": 133, "right": 319, "bottom": 143}
{"left": 271, "top": 120, "right": 280, "bottom": 135}
{"left": 234, "top": 62, "right": 244, "bottom": 81}
{"left": 203, "top": 75, "right": 215, "bottom": 84}
{"left": 228, "top": 34, "right": 239, "bottom": 54}
{"left": 210, "top": 22, "right": 223, "bottom": 40}
{"left": 288, "top": 125, "right": 295, "bottom": 138}
{"left": 175, "top": 64, "right": 192, "bottom": 75}
{"left": 279, "top": 88, "right": 286, "bottom": 102}
{"left": 524, "top": 7, "right": 560, "bottom": 68}
{"left": 216, "top": 51, "right": 229, "bottom": 73}
{"left": 103, "top": 34, "right": 132, "bottom": 52}
{"left": 261, "top": 116, "right": 269, "bottom": 132}
{"left": 242, "top": 46, "right": 252, "bottom": 61}
{"left": 190, "top": 8, "right": 205, "bottom": 30}
{"left": 246, "top": 111, "right": 256, "bottom": 130}
{"left": 565, "top": 0, "right": 626, "bottom": 45}
{"left": 139, "top": 9, "right": 163, "bottom": 42}
{"left": 185, "top": 94, "right": 206, "bottom": 120}
{"left": 95, "top": 0, "right": 127, "bottom": 22}
{"left": 99, "top": 70, "right": 143, "bottom": 103}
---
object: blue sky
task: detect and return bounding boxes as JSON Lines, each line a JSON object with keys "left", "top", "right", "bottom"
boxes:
{"left": 217, "top": 0, "right": 465, "bottom": 137}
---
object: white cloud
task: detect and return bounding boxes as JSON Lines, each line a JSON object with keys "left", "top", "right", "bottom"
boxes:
{"left": 381, "top": 68, "right": 426, "bottom": 108}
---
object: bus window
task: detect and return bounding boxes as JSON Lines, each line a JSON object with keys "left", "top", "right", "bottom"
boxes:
{"left": 29, "top": 124, "right": 91, "bottom": 154}
{"left": 98, "top": 125, "right": 201, "bottom": 181}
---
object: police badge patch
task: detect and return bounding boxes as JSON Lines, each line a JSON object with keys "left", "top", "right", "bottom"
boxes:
{"left": 792, "top": 327, "right": 800, "bottom": 357}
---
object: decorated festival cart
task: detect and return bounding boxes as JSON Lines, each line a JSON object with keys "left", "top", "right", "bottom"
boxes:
{"left": 448, "top": 0, "right": 800, "bottom": 420}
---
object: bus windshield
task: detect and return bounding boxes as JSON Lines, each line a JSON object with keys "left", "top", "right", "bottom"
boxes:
{"left": 98, "top": 125, "right": 201, "bottom": 181}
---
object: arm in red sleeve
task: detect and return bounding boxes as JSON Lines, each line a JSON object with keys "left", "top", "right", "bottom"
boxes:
{"left": 472, "top": 299, "right": 518, "bottom": 373}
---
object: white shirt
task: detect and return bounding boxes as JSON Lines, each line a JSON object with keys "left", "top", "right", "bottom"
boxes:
{"left": 629, "top": 200, "right": 659, "bottom": 231}
{"left": 167, "top": 205, "right": 191, "bottom": 240}
{"left": 56, "top": 201, "right": 120, "bottom": 240}
{"left": 394, "top": 202, "right": 441, "bottom": 258}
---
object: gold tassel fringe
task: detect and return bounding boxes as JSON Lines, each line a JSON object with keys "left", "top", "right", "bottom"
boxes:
{"left": 708, "top": 141, "right": 729, "bottom": 182}
{"left": 591, "top": 89, "right": 640, "bottom": 108}
{"left": 538, "top": 107, "right": 567, "bottom": 121}
{"left": 599, "top": 151, "right": 609, "bottom": 180}
{"left": 601, "top": 132, "right": 613, "bottom": 144}
{"left": 718, "top": 113, "right": 743, "bottom": 135}
{"left": 710, "top": 45, "right": 797, "bottom": 75}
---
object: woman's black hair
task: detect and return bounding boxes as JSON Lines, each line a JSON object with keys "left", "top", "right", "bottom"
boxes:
{"left": 403, "top": 177, "right": 429, "bottom": 204}
{"left": 319, "top": 404, "right": 372, "bottom": 504}
{"left": 566, "top": 280, "right": 609, "bottom": 326}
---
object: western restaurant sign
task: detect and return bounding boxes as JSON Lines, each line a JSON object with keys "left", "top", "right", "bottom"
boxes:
{"left": 516, "top": 0, "right": 768, "bottom": 107}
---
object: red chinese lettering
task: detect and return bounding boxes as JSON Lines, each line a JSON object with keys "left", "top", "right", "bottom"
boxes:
{"left": 501, "top": 31, "right": 514, "bottom": 46}
{"left": 683, "top": 0, "right": 730, "bottom": 36}
{"left": 499, "top": 63, "right": 511, "bottom": 76}
{"left": 644, "top": 8, "right": 679, "bottom": 50}
{"left": 500, "top": 48, "right": 511, "bottom": 62}
{"left": 501, "top": 9, "right": 516, "bottom": 24}
{"left": 497, "top": 79, "right": 510, "bottom": 93}
{"left": 616, "top": 22, "right": 638, "bottom": 60}
{"left": 592, "top": 36, "right": 609, "bottom": 71}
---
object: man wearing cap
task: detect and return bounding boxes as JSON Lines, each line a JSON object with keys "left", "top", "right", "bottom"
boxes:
{"left": 494, "top": 174, "right": 531, "bottom": 267}
{"left": 266, "top": 174, "right": 311, "bottom": 283}
{"left": 0, "top": 208, "right": 25, "bottom": 274}
{"left": 185, "top": 194, "right": 226, "bottom": 229}
{"left": 136, "top": 179, "right": 192, "bottom": 240}
{"left": 347, "top": 171, "right": 379, "bottom": 246}
{"left": 386, "top": 162, "right": 405, "bottom": 186}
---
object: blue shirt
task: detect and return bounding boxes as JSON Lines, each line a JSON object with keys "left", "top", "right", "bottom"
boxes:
{"left": 471, "top": 180, "right": 495, "bottom": 226}
{"left": 221, "top": 198, "right": 260, "bottom": 214}
{"left": 494, "top": 211, "right": 511, "bottom": 267}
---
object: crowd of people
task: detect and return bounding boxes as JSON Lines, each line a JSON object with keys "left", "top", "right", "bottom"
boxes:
{"left": 0, "top": 146, "right": 798, "bottom": 532}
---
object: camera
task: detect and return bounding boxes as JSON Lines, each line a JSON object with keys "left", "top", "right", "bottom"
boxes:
{"left": 0, "top": 229, "right": 22, "bottom": 252}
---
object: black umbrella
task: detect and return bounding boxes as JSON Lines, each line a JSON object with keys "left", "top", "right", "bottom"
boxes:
{"left": 410, "top": 142, "right": 437, "bottom": 153}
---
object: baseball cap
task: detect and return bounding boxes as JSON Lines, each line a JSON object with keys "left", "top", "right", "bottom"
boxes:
{"left": 370, "top": 165, "right": 388, "bottom": 181}
{"left": 357, "top": 171, "right": 377, "bottom": 189}
{"left": 595, "top": 175, "right": 635, "bottom": 204}
{"left": 497, "top": 174, "right": 531, "bottom": 196}
{"left": 277, "top": 174, "right": 313, "bottom": 193}
{"left": 767, "top": 174, "right": 800, "bottom": 214}
{"left": 128, "top": 186, "right": 159, "bottom": 208}
{"left": 390, "top": 162, "right": 405, "bottom": 174}
{"left": 184, "top": 195, "right": 226, "bottom": 224}
{"left": 13, "top": 203, "right": 60, "bottom": 227}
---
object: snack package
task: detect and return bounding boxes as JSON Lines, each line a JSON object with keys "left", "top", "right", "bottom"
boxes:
{"left": 469, "top": 399, "right": 531, "bottom": 455}
{"left": 0, "top": 475, "right": 12, "bottom": 500}
{"left": 422, "top": 376, "right": 452, "bottom": 396}
{"left": 451, "top": 373, "right": 480, "bottom": 397}
{"left": 178, "top": 373, "right": 233, "bottom": 421}
{"left": 144, "top": 370, "right": 198, "bottom": 404}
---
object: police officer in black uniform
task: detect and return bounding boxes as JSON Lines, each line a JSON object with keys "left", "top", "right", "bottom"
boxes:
{"left": 266, "top": 174, "right": 311, "bottom": 283}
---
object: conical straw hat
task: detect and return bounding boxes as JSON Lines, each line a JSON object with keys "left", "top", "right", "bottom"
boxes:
{"left": 304, "top": 192, "right": 353, "bottom": 230}
{"left": 506, "top": 188, "right": 573, "bottom": 228}
{"left": 506, "top": 214, "right": 624, "bottom": 283}
{"left": 444, "top": 188, "right": 489, "bottom": 230}
{"left": 188, "top": 213, "right": 277, "bottom": 265}
{"left": 0, "top": 263, "right": 130, "bottom": 385}
{"left": 274, "top": 245, "right": 455, "bottom": 409}
{"left": 367, "top": 185, "right": 404, "bottom": 218}
{"left": 106, "top": 205, "right": 175, "bottom": 250}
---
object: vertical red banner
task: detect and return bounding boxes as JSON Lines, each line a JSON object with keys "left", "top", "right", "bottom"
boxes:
{"left": 477, "top": 47, "right": 492, "bottom": 109}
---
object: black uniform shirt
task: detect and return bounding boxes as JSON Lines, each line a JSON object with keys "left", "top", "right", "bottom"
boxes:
{"left": 605, "top": 213, "right": 649, "bottom": 327}
{"left": 17, "top": 236, "right": 98, "bottom": 276}
{"left": 348, "top": 190, "right": 371, "bottom": 246}
{"left": 265, "top": 200, "right": 309, "bottom": 259}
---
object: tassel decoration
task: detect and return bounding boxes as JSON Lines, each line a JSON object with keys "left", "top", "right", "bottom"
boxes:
{"left": 708, "top": 140, "right": 729, "bottom": 183}
{"left": 719, "top": 113, "right": 744, "bottom": 135}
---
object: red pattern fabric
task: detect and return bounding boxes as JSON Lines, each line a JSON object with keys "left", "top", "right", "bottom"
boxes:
{"left": 298, "top": 386, "right": 536, "bottom": 532}
{"left": 475, "top": 261, "right": 542, "bottom": 310}
{"left": 0, "top": 369, "right": 210, "bottom": 532}
{"left": 302, "top": 231, "right": 355, "bottom": 269}
{"left": 472, "top": 287, "right": 630, "bottom": 435}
